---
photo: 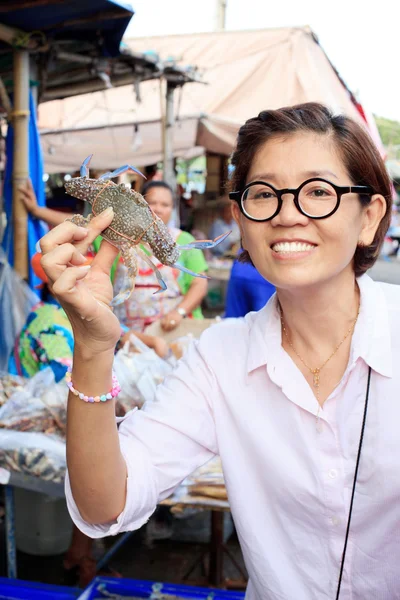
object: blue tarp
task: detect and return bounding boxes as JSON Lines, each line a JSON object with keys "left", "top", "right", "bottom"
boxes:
{"left": 1, "top": 92, "right": 47, "bottom": 290}
{"left": 0, "top": 1, "right": 134, "bottom": 57}
{"left": 0, "top": 576, "right": 80, "bottom": 599}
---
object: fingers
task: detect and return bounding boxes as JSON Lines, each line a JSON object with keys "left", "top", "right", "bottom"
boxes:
{"left": 39, "top": 207, "right": 114, "bottom": 256}
{"left": 40, "top": 221, "right": 89, "bottom": 254}
{"left": 51, "top": 265, "right": 98, "bottom": 321}
{"left": 40, "top": 243, "right": 87, "bottom": 283}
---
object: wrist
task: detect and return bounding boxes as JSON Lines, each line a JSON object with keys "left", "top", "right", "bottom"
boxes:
{"left": 73, "top": 344, "right": 115, "bottom": 365}
{"left": 32, "top": 205, "right": 42, "bottom": 218}
{"left": 177, "top": 306, "right": 187, "bottom": 318}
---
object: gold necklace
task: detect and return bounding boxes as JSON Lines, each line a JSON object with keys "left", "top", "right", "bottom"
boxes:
{"left": 280, "top": 305, "right": 360, "bottom": 429}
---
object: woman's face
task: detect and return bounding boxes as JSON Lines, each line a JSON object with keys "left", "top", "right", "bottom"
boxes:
{"left": 144, "top": 186, "right": 174, "bottom": 225}
{"left": 232, "top": 132, "right": 385, "bottom": 292}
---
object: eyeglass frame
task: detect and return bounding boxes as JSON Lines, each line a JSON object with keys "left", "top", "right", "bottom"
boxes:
{"left": 228, "top": 177, "right": 374, "bottom": 222}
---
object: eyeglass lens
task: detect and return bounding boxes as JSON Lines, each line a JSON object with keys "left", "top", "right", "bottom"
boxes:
{"left": 242, "top": 180, "right": 339, "bottom": 220}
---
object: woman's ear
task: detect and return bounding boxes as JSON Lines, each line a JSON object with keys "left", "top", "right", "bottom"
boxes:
{"left": 231, "top": 202, "right": 249, "bottom": 253}
{"left": 359, "top": 194, "right": 387, "bottom": 246}
{"left": 231, "top": 201, "right": 242, "bottom": 228}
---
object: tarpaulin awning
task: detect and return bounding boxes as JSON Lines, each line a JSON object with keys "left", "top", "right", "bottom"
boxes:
{"left": 0, "top": 0, "right": 134, "bottom": 57}
{"left": 38, "top": 26, "right": 383, "bottom": 172}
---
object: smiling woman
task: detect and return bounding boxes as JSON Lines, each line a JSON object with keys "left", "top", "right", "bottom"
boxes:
{"left": 230, "top": 103, "right": 391, "bottom": 278}
{"left": 38, "top": 102, "right": 400, "bottom": 600}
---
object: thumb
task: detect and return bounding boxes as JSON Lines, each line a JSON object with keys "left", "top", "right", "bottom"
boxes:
{"left": 92, "top": 239, "right": 119, "bottom": 275}
{"left": 74, "top": 207, "right": 114, "bottom": 254}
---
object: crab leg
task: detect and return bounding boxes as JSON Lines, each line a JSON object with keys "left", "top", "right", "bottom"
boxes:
{"left": 80, "top": 154, "right": 93, "bottom": 178}
{"left": 171, "top": 262, "right": 210, "bottom": 279}
{"left": 111, "top": 245, "right": 138, "bottom": 307}
{"left": 99, "top": 165, "right": 146, "bottom": 181}
{"left": 136, "top": 247, "right": 167, "bottom": 294}
{"left": 177, "top": 231, "right": 231, "bottom": 250}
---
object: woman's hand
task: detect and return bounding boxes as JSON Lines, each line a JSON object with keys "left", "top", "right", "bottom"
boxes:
{"left": 160, "top": 309, "right": 183, "bottom": 332}
{"left": 19, "top": 179, "right": 39, "bottom": 216}
{"left": 39, "top": 208, "right": 121, "bottom": 357}
{"left": 149, "top": 336, "right": 170, "bottom": 358}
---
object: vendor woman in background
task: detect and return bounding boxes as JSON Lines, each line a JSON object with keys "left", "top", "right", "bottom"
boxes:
{"left": 38, "top": 103, "right": 399, "bottom": 599}
{"left": 113, "top": 180, "right": 208, "bottom": 333}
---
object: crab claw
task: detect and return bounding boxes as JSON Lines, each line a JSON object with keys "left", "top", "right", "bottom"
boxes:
{"left": 80, "top": 154, "right": 93, "bottom": 178}
{"left": 98, "top": 164, "right": 146, "bottom": 181}
{"left": 177, "top": 231, "right": 231, "bottom": 250}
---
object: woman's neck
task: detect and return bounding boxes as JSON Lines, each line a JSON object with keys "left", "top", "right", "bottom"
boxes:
{"left": 277, "top": 269, "right": 360, "bottom": 363}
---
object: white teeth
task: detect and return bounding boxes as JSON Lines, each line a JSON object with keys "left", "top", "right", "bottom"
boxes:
{"left": 272, "top": 242, "right": 315, "bottom": 253}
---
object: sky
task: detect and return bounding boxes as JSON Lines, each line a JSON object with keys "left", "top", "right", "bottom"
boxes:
{"left": 125, "top": 0, "right": 399, "bottom": 121}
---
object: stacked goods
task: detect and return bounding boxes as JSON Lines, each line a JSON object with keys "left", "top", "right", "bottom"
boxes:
{"left": 186, "top": 457, "right": 228, "bottom": 502}
{"left": 0, "top": 373, "right": 27, "bottom": 406}
{"left": 0, "top": 369, "right": 66, "bottom": 482}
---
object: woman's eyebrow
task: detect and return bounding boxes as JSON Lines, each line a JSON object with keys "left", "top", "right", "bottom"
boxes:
{"left": 248, "top": 170, "right": 339, "bottom": 183}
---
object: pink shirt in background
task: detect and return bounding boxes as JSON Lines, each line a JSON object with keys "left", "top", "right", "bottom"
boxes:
{"left": 66, "top": 274, "right": 400, "bottom": 600}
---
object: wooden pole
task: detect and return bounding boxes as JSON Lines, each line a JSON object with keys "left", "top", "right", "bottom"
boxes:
{"left": 12, "top": 49, "right": 30, "bottom": 279}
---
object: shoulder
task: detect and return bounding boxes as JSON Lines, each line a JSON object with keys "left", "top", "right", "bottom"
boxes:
{"left": 196, "top": 313, "right": 257, "bottom": 364}
{"left": 375, "top": 280, "right": 400, "bottom": 324}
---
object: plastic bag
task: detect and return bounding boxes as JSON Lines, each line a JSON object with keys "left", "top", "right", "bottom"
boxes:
{"left": 0, "top": 372, "right": 27, "bottom": 406}
{"left": 0, "top": 367, "right": 68, "bottom": 438}
{"left": 0, "top": 430, "right": 66, "bottom": 483}
{"left": 0, "top": 248, "right": 40, "bottom": 371}
{"left": 113, "top": 336, "right": 175, "bottom": 414}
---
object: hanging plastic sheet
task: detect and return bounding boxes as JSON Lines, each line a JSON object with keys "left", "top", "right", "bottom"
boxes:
{"left": 1, "top": 91, "right": 47, "bottom": 290}
{"left": 0, "top": 248, "right": 39, "bottom": 371}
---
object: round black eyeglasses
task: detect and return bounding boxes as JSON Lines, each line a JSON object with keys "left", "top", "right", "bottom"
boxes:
{"left": 228, "top": 178, "right": 374, "bottom": 222}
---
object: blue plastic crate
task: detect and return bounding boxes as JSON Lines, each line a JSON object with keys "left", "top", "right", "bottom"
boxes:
{"left": 79, "top": 577, "right": 245, "bottom": 599}
{"left": 0, "top": 577, "right": 80, "bottom": 599}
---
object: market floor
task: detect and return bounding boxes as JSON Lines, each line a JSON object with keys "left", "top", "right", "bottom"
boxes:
{"left": 0, "top": 513, "right": 247, "bottom": 591}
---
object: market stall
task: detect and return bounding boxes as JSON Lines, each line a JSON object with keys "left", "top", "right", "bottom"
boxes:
{"left": 0, "top": 324, "right": 243, "bottom": 589}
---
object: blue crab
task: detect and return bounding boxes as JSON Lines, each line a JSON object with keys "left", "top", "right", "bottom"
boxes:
{"left": 64, "top": 155, "right": 230, "bottom": 306}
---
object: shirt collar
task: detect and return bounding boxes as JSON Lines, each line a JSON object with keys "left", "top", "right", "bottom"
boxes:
{"left": 246, "top": 274, "right": 392, "bottom": 378}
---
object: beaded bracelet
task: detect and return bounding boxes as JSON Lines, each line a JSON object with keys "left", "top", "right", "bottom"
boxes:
{"left": 65, "top": 366, "right": 121, "bottom": 403}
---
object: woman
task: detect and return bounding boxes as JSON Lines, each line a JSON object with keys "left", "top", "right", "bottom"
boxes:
{"left": 39, "top": 103, "right": 398, "bottom": 599}
{"left": 112, "top": 180, "right": 208, "bottom": 332}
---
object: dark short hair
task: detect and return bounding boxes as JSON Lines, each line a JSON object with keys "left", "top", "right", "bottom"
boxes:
{"left": 231, "top": 102, "right": 392, "bottom": 277}
{"left": 141, "top": 180, "right": 174, "bottom": 198}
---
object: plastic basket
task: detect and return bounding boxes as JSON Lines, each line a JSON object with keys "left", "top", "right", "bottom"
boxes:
{"left": 0, "top": 577, "right": 80, "bottom": 599}
{"left": 78, "top": 577, "right": 245, "bottom": 600}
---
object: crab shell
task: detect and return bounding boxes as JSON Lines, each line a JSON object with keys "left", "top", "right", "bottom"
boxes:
{"left": 65, "top": 178, "right": 180, "bottom": 265}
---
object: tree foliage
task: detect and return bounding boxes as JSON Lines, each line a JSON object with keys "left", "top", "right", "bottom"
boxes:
{"left": 375, "top": 116, "right": 400, "bottom": 147}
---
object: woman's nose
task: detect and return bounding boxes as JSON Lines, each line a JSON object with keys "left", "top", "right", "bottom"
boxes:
{"left": 271, "top": 192, "right": 309, "bottom": 227}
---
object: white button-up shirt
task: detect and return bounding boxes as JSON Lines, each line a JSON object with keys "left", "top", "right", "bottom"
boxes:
{"left": 66, "top": 274, "right": 400, "bottom": 600}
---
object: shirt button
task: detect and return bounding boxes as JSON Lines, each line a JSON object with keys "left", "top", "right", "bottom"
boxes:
{"left": 328, "top": 469, "right": 338, "bottom": 479}
{"left": 330, "top": 516, "right": 340, "bottom": 526}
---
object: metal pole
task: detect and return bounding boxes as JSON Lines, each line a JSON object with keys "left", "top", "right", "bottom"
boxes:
{"left": 163, "top": 80, "right": 179, "bottom": 224}
{"left": 4, "top": 486, "right": 17, "bottom": 578}
{"left": 12, "top": 49, "right": 30, "bottom": 279}
{"left": 215, "top": 0, "right": 227, "bottom": 30}
{"left": 163, "top": 80, "right": 175, "bottom": 188}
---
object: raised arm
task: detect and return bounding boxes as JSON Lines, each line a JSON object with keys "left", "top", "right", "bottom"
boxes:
{"left": 40, "top": 209, "right": 126, "bottom": 524}
{"left": 20, "top": 179, "right": 73, "bottom": 227}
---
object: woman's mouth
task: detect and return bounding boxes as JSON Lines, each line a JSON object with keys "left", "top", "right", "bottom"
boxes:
{"left": 271, "top": 241, "right": 317, "bottom": 259}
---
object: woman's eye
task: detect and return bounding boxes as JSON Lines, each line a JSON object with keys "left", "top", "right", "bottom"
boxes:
{"left": 254, "top": 192, "right": 274, "bottom": 199}
{"left": 310, "top": 188, "right": 330, "bottom": 197}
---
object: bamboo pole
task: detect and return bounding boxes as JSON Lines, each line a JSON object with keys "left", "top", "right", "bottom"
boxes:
{"left": 12, "top": 49, "right": 30, "bottom": 279}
